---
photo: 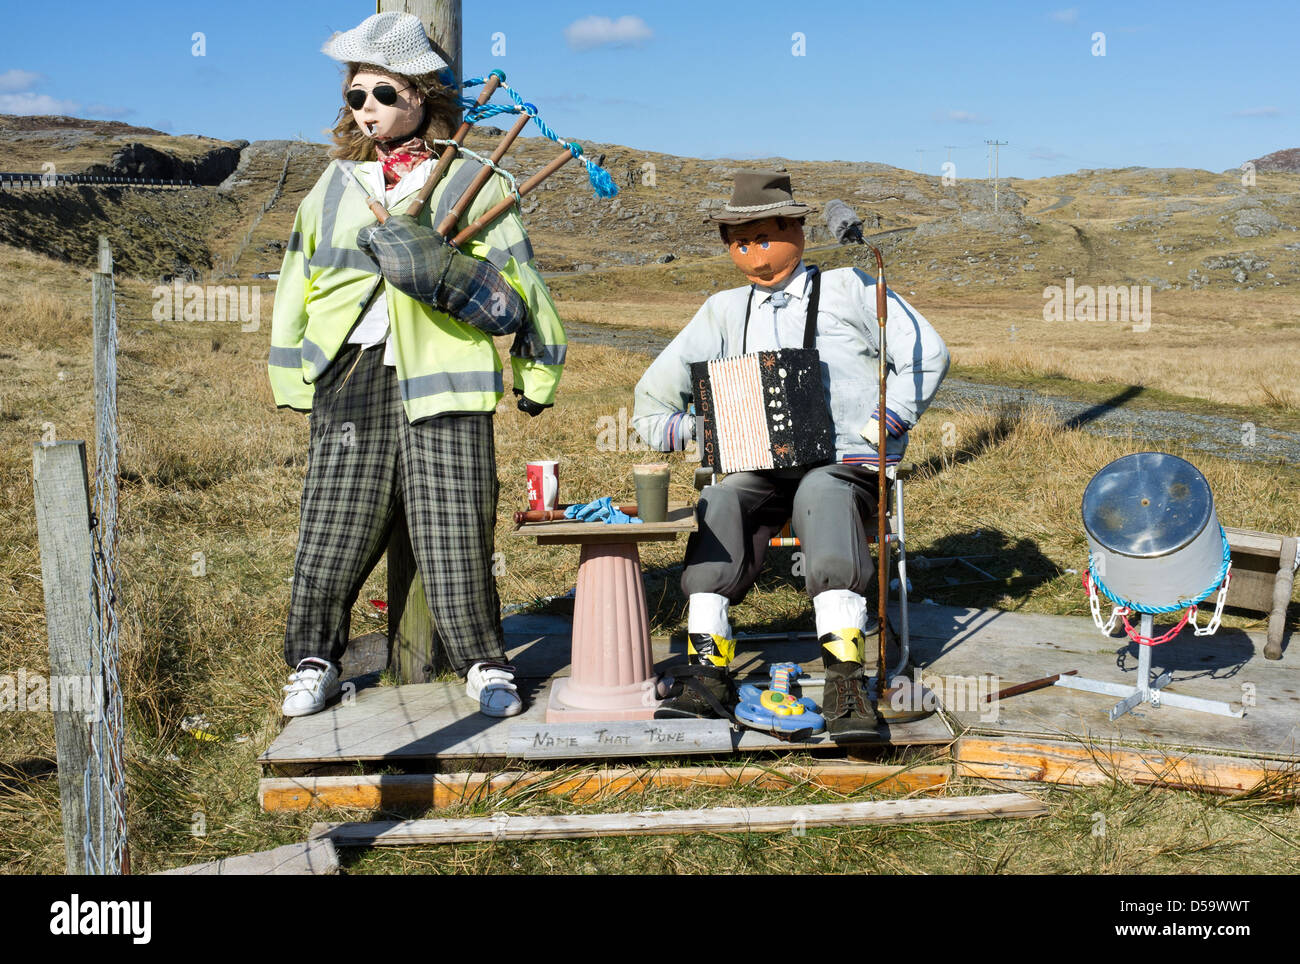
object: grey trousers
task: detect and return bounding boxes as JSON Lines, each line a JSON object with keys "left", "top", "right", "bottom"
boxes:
{"left": 681, "top": 464, "right": 882, "bottom": 604}
{"left": 283, "top": 340, "right": 506, "bottom": 674}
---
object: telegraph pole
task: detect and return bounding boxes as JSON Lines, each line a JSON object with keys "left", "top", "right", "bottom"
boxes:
{"left": 986, "top": 139, "right": 1007, "bottom": 213}
{"left": 916, "top": 148, "right": 926, "bottom": 174}
{"left": 378, "top": 0, "right": 464, "bottom": 683}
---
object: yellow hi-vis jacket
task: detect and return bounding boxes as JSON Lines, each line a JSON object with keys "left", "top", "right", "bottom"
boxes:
{"left": 267, "top": 155, "right": 565, "bottom": 420}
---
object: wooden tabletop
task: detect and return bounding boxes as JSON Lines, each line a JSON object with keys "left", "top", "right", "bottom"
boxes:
{"left": 514, "top": 503, "right": 697, "bottom": 545}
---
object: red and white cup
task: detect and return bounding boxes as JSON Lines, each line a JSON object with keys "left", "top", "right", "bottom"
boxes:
{"left": 526, "top": 460, "right": 559, "bottom": 511}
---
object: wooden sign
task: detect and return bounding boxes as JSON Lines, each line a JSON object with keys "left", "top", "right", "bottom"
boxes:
{"left": 508, "top": 719, "right": 733, "bottom": 759}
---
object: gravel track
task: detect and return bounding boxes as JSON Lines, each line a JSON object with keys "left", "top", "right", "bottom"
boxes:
{"left": 564, "top": 321, "right": 1300, "bottom": 466}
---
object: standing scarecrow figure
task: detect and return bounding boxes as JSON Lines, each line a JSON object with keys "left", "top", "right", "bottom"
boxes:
{"left": 268, "top": 13, "right": 565, "bottom": 719}
{"left": 632, "top": 171, "right": 949, "bottom": 739}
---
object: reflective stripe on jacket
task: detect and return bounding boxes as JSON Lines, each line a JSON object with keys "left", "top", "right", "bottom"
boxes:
{"left": 268, "top": 156, "right": 565, "bottom": 420}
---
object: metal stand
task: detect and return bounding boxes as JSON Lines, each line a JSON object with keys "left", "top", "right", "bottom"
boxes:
{"left": 1054, "top": 613, "right": 1244, "bottom": 720}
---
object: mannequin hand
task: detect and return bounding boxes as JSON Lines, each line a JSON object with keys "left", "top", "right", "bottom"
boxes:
{"left": 860, "top": 416, "right": 884, "bottom": 444}
{"left": 859, "top": 407, "right": 908, "bottom": 443}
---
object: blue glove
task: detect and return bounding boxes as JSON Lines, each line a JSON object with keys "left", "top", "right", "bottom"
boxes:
{"left": 563, "top": 497, "right": 643, "bottom": 524}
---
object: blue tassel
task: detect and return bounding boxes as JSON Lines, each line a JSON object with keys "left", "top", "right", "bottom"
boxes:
{"left": 586, "top": 162, "right": 619, "bottom": 198}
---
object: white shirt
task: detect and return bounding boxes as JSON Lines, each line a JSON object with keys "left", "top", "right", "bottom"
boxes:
{"left": 631, "top": 259, "right": 951, "bottom": 462}
{"left": 346, "top": 158, "right": 436, "bottom": 366}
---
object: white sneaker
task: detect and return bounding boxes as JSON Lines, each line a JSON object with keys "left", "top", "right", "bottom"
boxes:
{"left": 466, "top": 661, "right": 523, "bottom": 718}
{"left": 281, "top": 658, "right": 341, "bottom": 717}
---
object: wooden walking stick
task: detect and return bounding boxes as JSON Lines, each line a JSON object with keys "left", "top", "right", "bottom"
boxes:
{"left": 869, "top": 244, "right": 891, "bottom": 689}
{"left": 365, "top": 70, "right": 505, "bottom": 225}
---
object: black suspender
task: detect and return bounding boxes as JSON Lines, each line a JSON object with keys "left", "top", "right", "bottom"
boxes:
{"left": 741, "top": 265, "right": 821, "bottom": 354}
{"left": 802, "top": 265, "right": 822, "bottom": 350}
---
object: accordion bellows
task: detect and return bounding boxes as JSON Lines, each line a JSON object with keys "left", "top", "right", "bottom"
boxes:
{"left": 691, "top": 349, "right": 834, "bottom": 473}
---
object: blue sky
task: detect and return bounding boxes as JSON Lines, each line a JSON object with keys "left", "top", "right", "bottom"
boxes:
{"left": 0, "top": 0, "right": 1294, "bottom": 179}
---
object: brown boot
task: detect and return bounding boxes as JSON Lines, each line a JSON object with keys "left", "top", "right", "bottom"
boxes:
{"left": 655, "top": 633, "right": 737, "bottom": 720}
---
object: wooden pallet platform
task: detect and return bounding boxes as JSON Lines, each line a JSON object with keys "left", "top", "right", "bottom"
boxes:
{"left": 909, "top": 603, "right": 1300, "bottom": 761}
{"left": 262, "top": 602, "right": 1298, "bottom": 780}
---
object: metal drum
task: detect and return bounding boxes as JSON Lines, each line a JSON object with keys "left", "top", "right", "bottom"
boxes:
{"left": 1081, "top": 452, "right": 1223, "bottom": 610}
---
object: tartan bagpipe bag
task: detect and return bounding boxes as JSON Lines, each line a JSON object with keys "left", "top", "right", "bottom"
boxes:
{"left": 356, "top": 213, "right": 529, "bottom": 337}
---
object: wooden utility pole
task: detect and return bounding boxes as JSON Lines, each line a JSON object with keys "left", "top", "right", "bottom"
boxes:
{"left": 378, "top": 0, "right": 465, "bottom": 683}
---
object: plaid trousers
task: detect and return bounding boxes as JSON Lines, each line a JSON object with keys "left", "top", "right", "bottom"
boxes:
{"left": 283, "top": 340, "right": 505, "bottom": 674}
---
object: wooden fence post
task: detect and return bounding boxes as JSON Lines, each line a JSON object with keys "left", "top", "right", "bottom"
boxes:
{"left": 32, "top": 441, "right": 96, "bottom": 874}
{"left": 380, "top": 0, "right": 464, "bottom": 682}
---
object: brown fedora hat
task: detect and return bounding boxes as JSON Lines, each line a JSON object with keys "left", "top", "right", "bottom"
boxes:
{"left": 708, "top": 169, "right": 815, "bottom": 225}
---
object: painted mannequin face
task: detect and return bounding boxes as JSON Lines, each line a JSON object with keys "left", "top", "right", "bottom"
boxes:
{"left": 725, "top": 216, "right": 805, "bottom": 287}
{"left": 348, "top": 69, "right": 425, "bottom": 142}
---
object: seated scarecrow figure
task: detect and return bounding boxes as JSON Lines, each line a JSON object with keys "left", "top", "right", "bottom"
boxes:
{"left": 268, "top": 12, "right": 565, "bottom": 720}
{"left": 632, "top": 171, "right": 950, "bottom": 739}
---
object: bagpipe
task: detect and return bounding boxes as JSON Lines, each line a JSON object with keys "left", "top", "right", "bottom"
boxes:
{"left": 356, "top": 70, "right": 617, "bottom": 340}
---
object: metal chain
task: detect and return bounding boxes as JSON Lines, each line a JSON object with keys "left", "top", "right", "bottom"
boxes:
{"left": 1188, "top": 567, "right": 1232, "bottom": 636}
{"left": 1084, "top": 562, "right": 1126, "bottom": 634}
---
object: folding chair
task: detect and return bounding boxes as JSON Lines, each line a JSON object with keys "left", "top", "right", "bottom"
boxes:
{"left": 692, "top": 463, "right": 914, "bottom": 678}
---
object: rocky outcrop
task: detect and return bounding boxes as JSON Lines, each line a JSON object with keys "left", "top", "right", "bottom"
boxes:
{"left": 1248, "top": 148, "right": 1300, "bottom": 174}
{"left": 85, "top": 141, "right": 248, "bottom": 185}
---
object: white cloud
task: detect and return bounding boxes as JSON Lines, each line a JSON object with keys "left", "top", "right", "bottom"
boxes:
{"left": 564, "top": 15, "right": 653, "bottom": 51}
{"left": 1050, "top": 8, "right": 1079, "bottom": 24}
{"left": 1232, "top": 106, "right": 1280, "bottom": 118}
{"left": 0, "top": 91, "right": 81, "bottom": 115}
{"left": 0, "top": 68, "right": 42, "bottom": 92}
{"left": 937, "top": 109, "right": 986, "bottom": 124}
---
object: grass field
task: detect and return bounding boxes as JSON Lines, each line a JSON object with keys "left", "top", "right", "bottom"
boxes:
{"left": 1, "top": 235, "right": 1297, "bottom": 874}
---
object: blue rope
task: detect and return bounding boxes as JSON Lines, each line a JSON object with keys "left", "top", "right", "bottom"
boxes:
{"left": 1088, "top": 526, "right": 1231, "bottom": 614}
{"left": 456, "top": 74, "right": 618, "bottom": 198}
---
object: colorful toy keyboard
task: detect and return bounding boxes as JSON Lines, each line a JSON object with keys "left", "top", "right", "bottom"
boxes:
{"left": 735, "top": 662, "right": 826, "bottom": 735}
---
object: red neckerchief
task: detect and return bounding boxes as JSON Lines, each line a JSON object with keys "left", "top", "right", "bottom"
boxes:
{"left": 375, "top": 134, "right": 433, "bottom": 188}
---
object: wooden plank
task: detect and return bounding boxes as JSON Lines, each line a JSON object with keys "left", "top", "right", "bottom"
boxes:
{"left": 508, "top": 720, "right": 733, "bottom": 758}
{"left": 310, "top": 792, "right": 1046, "bottom": 846}
{"left": 534, "top": 530, "right": 682, "bottom": 546}
{"left": 911, "top": 604, "right": 1300, "bottom": 760}
{"left": 515, "top": 503, "right": 697, "bottom": 542}
{"left": 955, "top": 736, "right": 1300, "bottom": 797}
{"left": 154, "top": 839, "right": 339, "bottom": 875}
{"left": 1225, "top": 526, "right": 1285, "bottom": 556}
{"left": 260, "top": 679, "right": 953, "bottom": 766}
{"left": 32, "top": 440, "right": 95, "bottom": 874}
{"left": 259, "top": 763, "right": 953, "bottom": 811}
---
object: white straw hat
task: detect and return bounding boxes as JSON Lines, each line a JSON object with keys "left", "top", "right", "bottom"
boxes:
{"left": 321, "top": 12, "right": 449, "bottom": 75}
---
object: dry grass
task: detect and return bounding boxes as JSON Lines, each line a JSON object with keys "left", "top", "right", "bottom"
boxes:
{"left": 1, "top": 241, "right": 1297, "bottom": 874}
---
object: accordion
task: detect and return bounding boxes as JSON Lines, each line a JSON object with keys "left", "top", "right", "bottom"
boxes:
{"left": 691, "top": 348, "right": 834, "bottom": 473}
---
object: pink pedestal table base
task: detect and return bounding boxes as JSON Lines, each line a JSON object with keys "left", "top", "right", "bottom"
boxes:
{"left": 547, "top": 541, "right": 662, "bottom": 722}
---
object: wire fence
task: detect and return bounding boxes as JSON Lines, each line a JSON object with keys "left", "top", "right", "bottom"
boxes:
{"left": 212, "top": 142, "right": 299, "bottom": 280}
{"left": 85, "top": 256, "right": 128, "bottom": 874}
{"left": 0, "top": 172, "right": 195, "bottom": 190}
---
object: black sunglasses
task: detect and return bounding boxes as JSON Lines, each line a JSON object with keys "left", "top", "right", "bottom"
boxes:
{"left": 345, "top": 84, "right": 411, "bottom": 110}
